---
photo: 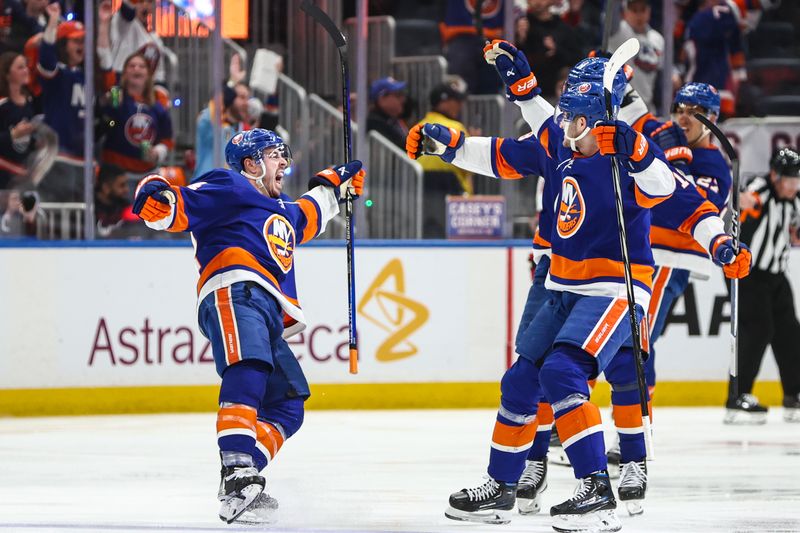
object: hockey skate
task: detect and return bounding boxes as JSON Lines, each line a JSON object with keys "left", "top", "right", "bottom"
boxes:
{"left": 445, "top": 477, "right": 516, "bottom": 524}
{"left": 549, "top": 431, "right": 572, "bottom": 467}
{"left": 517, "top": 458, "right": 548, "bottom": 515}
{"left": 724, "top": 394, "right": 768, "bottom": 425}
{"left": 233, "top": 492, "right": 279, "bottom": 524}
{"left": 618, "top": 460, "right": 647, "bottom": 516}
{"left": 217, "top": 464, "right": 266, "bottom": 524}
{"left": 783, "top": 394, "right": 800, "bottom": 423}
{"left": 550, "top": 471, "right": 621, "bottom": 533}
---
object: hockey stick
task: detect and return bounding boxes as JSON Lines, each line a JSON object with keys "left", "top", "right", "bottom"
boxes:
{"left": 603, "top": 37, "right": 654, "bottom": 460}
{"left": 694, "top": 113, "right": 740, "bottom": 398}
{"left": 601, "top": 0, "right": 619, "bottom": 51}
{"left": 300, "top": 0, "right": 359, "bottom": 375}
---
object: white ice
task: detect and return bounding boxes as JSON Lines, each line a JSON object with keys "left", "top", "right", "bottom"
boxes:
{"left": 1, "top": 408, "right": 799, "bottom": 533}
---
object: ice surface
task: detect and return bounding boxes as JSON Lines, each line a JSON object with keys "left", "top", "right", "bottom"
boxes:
{"left": 0, "top": 408, "right": 798, "bottom": 532}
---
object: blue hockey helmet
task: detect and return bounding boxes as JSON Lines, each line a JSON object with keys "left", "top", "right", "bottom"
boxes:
{"left": 566, "top": 57, "right": 627, "bottom": 109}
{"left": 557, "top": 81, "right": 611, "bottom": 128}
{"left": 672, "top": 82, "right": 720, "bottom": 116}
{"left": 225, "top": 128, "right": 292, "bottom": 174}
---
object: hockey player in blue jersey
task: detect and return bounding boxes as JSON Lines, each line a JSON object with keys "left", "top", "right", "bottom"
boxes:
{"left": 410, "top": 67, "right": 677, "bottom": 530}
{"left": 495, "top": 50, "right": 750, "bottom": 516}
{"left": 132, "top": 128, "right": 365, "bottom": 524}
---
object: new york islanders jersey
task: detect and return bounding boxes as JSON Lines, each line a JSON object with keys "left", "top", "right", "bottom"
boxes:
{"left": 441, "top": 0, "right": 505, "bottom": 43}
{"left": 139, "top": 169, "right": 339, "bottom": 338}
{"left": 452, "top": 128, "right": 675, "bottom": 306}
{"left": 624, "top": 113, "right": 731, "bottom": 275}
{"left": 38, "top": 40, "right": 87, "bottom": 158}
{"left": 101, "top": 94, "right": 174, "bottom": 172}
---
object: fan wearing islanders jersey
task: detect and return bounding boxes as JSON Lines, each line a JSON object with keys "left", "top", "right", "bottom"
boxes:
{"left": 132, "top": 128, "right": 365, "bottom": 525}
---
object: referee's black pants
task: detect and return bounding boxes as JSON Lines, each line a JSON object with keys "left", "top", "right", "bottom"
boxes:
{"left": 729, "top": 270, "right": 800, "bottom": 401}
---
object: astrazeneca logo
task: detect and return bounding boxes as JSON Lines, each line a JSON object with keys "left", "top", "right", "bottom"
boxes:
{"left": 263, "top": 214, "right": 295, "bottom": 273}
{"left": 357, "top": 258, "right": 429, "bottom": 362}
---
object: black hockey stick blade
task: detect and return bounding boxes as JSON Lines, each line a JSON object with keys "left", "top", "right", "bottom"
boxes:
{"left": 300, "top": 0, "right": 347, "bottom": 52}
{"left": 693, "top": 113, "right": 736, "bottom": 162}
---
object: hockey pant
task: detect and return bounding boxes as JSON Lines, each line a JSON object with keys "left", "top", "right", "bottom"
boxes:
{"left": 199, "top": 281, "right": 310, "bottom": 471}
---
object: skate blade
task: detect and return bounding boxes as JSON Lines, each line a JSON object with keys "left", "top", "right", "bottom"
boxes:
{"left": 624, "top": 500, "right": 644, "bottom": 516}
{"left": 723, "top": 410, "right": 767, "bottom": 425}
{"left": 232, "top": 494, "right": 279, "bottom": 525}
{"left": 445, "top": 506, "right": 512, "bottom": 524}
{"left": 783, "top": 410, "right": 800, "bottom": 423}
{"left": 517, "top": 482, "right": 547, "bottom": 515}
{"left": 219, "top": 484, "right": 265, "bottom": 524}
{"left": 552, "top": 509, "right": 621, "bottom": 533}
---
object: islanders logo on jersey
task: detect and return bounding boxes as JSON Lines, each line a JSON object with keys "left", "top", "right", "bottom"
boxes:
{"left": 124, "top": 112, "right": 156, "bottom": 146}
{"left": 263, "top": 214, "right": 295, "bottom": 274}
{"left": 466, "top": 0, "right": 501, "bottom": 17}
{"left": 557, "top": 177, "right": 585, "bottom": 238}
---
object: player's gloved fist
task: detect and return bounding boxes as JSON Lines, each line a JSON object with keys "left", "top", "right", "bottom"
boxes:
{"left": 711, "top": 234, "right": 752, "bottom": 279}
{"left": 592, "top": 120, "right": 654, "bottom": 168}
{"left": 132, "top": 176, "right": 174, "bottom": 222}
{"left": 420, "top": 123, "right": 464, "bottom": 163}
{"left": 339, "top": 167, "right": 366, "bottom": 201}
{"left": 310, "top": 160, "right": 363, "bottom": 200}
{"left": 650, "top": 120, "right": 693, "bottom": 171}
{"left": 406, "top": 124, "right": 423, "bottom": 160}
{"left": 482, "top": 39, "right": 540, "bottom": 101}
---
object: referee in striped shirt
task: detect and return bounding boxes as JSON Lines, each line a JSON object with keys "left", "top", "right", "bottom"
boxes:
{"left": 727, "top": 147, "right": 800, "bottom": 424}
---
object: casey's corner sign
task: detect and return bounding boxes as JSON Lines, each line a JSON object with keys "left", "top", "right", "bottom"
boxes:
{"left": 446, "top": 195, "right": 506, "bottom": 239}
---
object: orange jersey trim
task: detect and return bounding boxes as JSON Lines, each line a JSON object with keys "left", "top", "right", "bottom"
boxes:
{"left": 494, "top": 139, "right": 523, "bottom": 179}
{"left": 439, "top": 23, "right": 503, "bottom": 43}
{"left": 296, "top": 198, "right": 320, "bottom": 244}
{"left": 197, "top": 247, "right": 300, "bottom": 307}
{"left": 169, "top": 186, "right": 189, "bottom": 232}
{"left": 678, "top": 200, "right": 718, "bottom": 235}
{"left": 532, "top": 230, "right": 551, "bottom": 249}
{"left": 612, "top": 402, "right": 652, "bottom": 429}
{"left": 650, "top": 226, "right": 707, "bottom": 255}
{"left": 634, "top": 186, "right": 670, "bottom": 208}
{"left": 550, "top": 254, "right": 654, "bottom": 289}
{"left": 101, "top": 150, "right": 158, "bottom": 173}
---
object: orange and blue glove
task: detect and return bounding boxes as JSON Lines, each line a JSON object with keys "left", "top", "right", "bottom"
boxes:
{"left": 420, "top": 123, "right": 464, "bottom": 163}
{"left": 310, "top": 160, "right": 365, "bottom": 201}
{"left": 132, "top": 177, "right": 173, "bottom": 223}
{"left": 650, "top": 121, "right": 692, "bottom": 172}
{"left": 483, "top": 40, "right": 540, "bottom": 102}
{"left": 406, "top": 123, "right": 423, "bottom": 160}
{"left": 711, "top": 234, "right": 752, "bottom": 279}
{"left": 592, "top": 119, "right": 655, "bottom": 171}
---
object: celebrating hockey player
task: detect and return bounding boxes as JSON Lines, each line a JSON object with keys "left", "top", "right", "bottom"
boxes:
{"left": 131, "top": 128, "right": 365, "bottom": 524}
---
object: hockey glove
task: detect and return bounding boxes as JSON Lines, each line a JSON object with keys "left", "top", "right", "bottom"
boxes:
{"left": 310, "top": 160, "right": 363, "bottom": 201}
{"left": 132, "top": 176, "right": 174, "bottom": 223}
{"left": 420, "top": 123, "right": 464, "bottom": 163}
{"left": 406, "top": 123, "right": 423, "bottom": 160}
{"left": 650, "top": 120, "right": 693, "bottom": 172}
{"left": 482, "top": 40, "right": 540, "bottom": 102}
{"left": 710, "top": 234, "right": 752, "bottom": 279}
{"left": 339, "top": 168, "right": 366, "bottom": 201}
{"left": 593, "top": 120, "right": 654, "bottom": 171}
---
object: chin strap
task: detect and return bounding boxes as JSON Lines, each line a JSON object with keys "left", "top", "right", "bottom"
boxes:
{"left": 240, "top": 160, "right": 269, "bottom": 193}
{"left": 564, "top": 120, "right": 591, "bottom": 152}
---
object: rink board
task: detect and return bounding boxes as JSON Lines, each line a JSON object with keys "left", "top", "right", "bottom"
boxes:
{"left": 0, "top": 241, "right": 795, "bottom": 415}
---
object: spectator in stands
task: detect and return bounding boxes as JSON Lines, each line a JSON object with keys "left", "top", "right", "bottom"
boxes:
{"left": 0, "top": 51, "right": 36, "bottom": 189}
{"left": 192, "top": 82, "right": 251, "bottom": 180}
{"left": 609, "top": 0, "right": 664, "bottom": 113}
{"left": 366, "top": 77, "right": 409, "bottom": 149}
{"left": 680, "top": 0, "right": 746, "bottom": 118}
{"left": 94, "top": 163, "right": 143, "bottom": 238}
{"left": 0, "top": 188, "right": 39, "bottom": 237}
{"left": 99, "top": 51, "right": 173, "bottom": 175}
{"left": 440, "top": 0, "right": 508, "bottom": 95}
{"left": 415, "top": 81, "right": 474, "bottom": 238}
{"left": 37, "top": 0, "right": 113, "bottom": 202}
{"left": 517, "top": 0, "right": 583, "bottom": 102}
{"left": 110, "top": 0, "right": 176, "bottom": 100}
{"left": 4, "top": 0, "right": 48, "bottom": 53}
